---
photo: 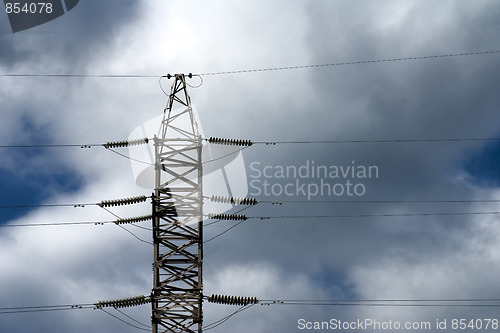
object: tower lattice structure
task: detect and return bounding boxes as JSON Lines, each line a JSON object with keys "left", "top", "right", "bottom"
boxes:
{"left": 152, "top": 74, "right": 203, "bottom": 333}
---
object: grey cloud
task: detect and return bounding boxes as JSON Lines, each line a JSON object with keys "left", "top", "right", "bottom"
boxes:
{"left": 0, "top": 0, "right": 141, "bottom": 70}
{"left": 2, "top": 1, "right": 500, "bottom": 332}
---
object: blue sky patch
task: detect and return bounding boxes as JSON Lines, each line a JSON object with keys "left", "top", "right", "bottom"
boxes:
{"left": 0, "top": 151, "right": 82, "bottom": 224}
{"left": 464, "top": 141, "right": 500, "bottom": 187}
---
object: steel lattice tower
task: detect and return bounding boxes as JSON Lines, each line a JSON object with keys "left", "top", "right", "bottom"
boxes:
{"left": 152, "top": 74, "right": 203, "bottom": 333}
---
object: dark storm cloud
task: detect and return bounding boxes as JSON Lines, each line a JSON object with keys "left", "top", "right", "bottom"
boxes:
{"left": 204, "top": 0, "right": 500, "bottom": 304}
{"left": 0, "top": 0, "right": 143, "bottom": 219}
{"left": 1, "top": 1, "right": 500, "bottom": 331}
{"left": 299, "top": 0, "right": 500, "bottom": 199}
{"left": 264, "top": 0, "right": 500, "bottom": 299}
{"left": 0, "top": 0, "right": 141, "bottom": 70}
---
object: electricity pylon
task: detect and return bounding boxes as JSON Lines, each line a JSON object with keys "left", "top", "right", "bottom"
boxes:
{"left": 152, "top": 74, "right": 203, "bottom": 333}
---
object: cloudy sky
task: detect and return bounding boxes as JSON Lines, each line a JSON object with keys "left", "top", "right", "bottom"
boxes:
{"left": 1, "top": 1, "right": 500, "bottom": 332}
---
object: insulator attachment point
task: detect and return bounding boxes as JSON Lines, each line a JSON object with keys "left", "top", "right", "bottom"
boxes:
{"left": 99, "top": 195, "right": 148, "bottom": 208}
{"left": 208, "top": 137, "right": 253, "bottom": 147}
{"left": 104, "top": 138, "right": 149, "bottom": 149}
{"left": 115, "top": 214, "right": 152, "bottom": 225}
{"left": 96, "top": 295, "right": 151, "bottom": 309}
{"left": 208, "top": 213, "right": 247, "bottom": 221}
{"left": 207, "top": 294, "right": 259, "bottom": 306}
{"left": 210, "top": 195, "right": 258, "bottom": 205}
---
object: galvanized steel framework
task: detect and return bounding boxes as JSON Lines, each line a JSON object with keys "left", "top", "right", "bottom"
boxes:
{"left": 152, "top": 74, "right": 203, "bottom": 333}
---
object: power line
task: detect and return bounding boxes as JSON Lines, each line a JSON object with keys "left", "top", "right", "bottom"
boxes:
{"left": 0, "top": 198, "right": 497, "bottom": 210}
{"left": 198, "top": 50, "right": 500, "bottom": 76}
{"left": 259, "top": 298, "right": 500, "bottom": 307}
{"left": 0, "top": 195, "right": 150, "bottom": 209}
{"left": 0, "top": 203, "right": 94, "bottom": 209}
{"left": 3, "top": 210, "right": 499, "bottom": 228}
{"left": 114, "top": 308, "right": 152, "bottom": 330}
{"left": 1, "top": 50, "right": 499, "bottom": 79}
{"left": 106, "top": 147, "right": 154, "bottom": 166}
{"left": 203, "top": 304, "right": 256, "bottom": 331}
{"left": 0, "top": 303, "right": 95, "bottom": 314}
{"left": 0, "top": 219, "right": 152, "bottom": 228}
{"left": 260, "top": 199, "right": 500, "bottom": 205}
{"left": 3, "top": 297, "right": 498, "bottom": 315}
{"left": 253, "top": 211, "right": 500, "bottom": 220}
{"left": 253, "top": 137, "right": 500, "bottom": 145}
{"left": 260, "top": 297, "right": 500, "bottom": 303}
{"left": 204, "top": 218, "right": 247, "bottom": 244}
{"left": 1, "top": 136, "right": 499, "bottom": 150}
{"left": 0, "top": 74, "right": 158, "bottom": 78}
{"left": 0, "top": 302, "right": 150, "bottom": 331}
{"left": 99, "top": 207, "right": 153, "bottom": 245}
{"left": 0, "top": 220, "right": 115, "bottom": 227}
{"left": 0, "top": 138, "right": 150, "bottom": 149}
{"left": 0, "top": 143, "right": 104, "bottom": 148}
{"left": 201, "top": 297, "right": 500, "bottom": 331}
{"left": 2, "top": 297, "right": 497, "bottom": 333}
{"left": 202, "top": 210, "right": 500, "bottom": 243}
{"left": 1, "top": 198, "right": 499, "bottom": 210}
{"left": 99, "top": 308, "right": 151, "bottom": 332}
{"left": 207, "top": 211, "right": 500, "bottom": 221}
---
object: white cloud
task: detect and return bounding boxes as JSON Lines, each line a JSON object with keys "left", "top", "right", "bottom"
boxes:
{"left": 2, "top": 1, "right": 500, "bottom": 332}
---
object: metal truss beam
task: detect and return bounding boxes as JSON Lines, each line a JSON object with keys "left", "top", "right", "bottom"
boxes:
{"left": 152, "top": 74, "right": 203, "bottom": 333}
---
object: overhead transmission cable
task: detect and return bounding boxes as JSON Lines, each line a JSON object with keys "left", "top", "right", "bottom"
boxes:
{"left": 0, "top": 194, "right": 151, "bottom": 210}
{"left": 0, "top": 303, "right": 95, "bottom": 314}
{"left": 113, "top": 308, "right": 152, "bottom": 330}
{"left": 96, "top": 295, "right": 152, "bottom": 331}
{"left": 204, "top": 206, "right": 255, "bottom": 244}
{"left": 3, "top": 210, "right": 500, "bottom": 229}
{"left": 3, "top": 296, "right": 499, "bottom": 315}
{"left": 0, "top": 194, "right": 152, "bottom": 229}
{"left": 202, "top": 210, "right": 500, "bottom": 242}
{"left": 99, "top": 308, "right": 151, "bottom": 332}
{"left": 3, "top": 197, "right": 500, "bottom": 210}
{"left": 197, "top": 50, "right": 500, "bottom": 76}
{"left": 1, "top": 295, "right": 151, "bottom": 330}
{"left": 2, "top": 49, "right": 500, "bottom": 78}
{"left": 0, "top": 137, "right": 150, "bottom": 149}
{"left": 1, "top": 136, "right": 499, "bottom": 150}
{"left": 258, "top": 298, "right": 500, "bottom": 307}
{"left": 0, "top": 138, "right": 154, "bottom": 167}
{"left": 97, "top": 195, "right": 153, "bottom": 244}
{"left": 259, "top": 199, "right": 500, "bottom": 204}
{"left": 203, "top": 304, "right": 256, "bottom": 331}
{"left": 253, "top": 137, "right": 500, "bottom": 145}
{"left": 99, "top": 206, "right": 153, "bottom": 245}
{"left": 202, "top": 295, "right": 500, "bottom": 330}
{"left": 251, "top": 211, "right": 500, "bottom": 220}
